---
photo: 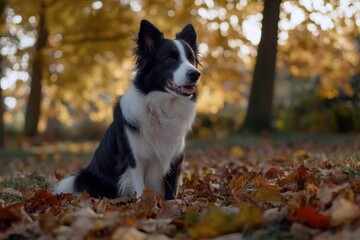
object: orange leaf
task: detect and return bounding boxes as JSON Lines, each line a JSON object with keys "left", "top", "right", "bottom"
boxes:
{"left": 293, "top": 206, "right": 331, "bottom": 230}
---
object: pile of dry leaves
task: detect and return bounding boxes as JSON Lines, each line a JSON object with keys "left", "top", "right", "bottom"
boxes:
{"left": 1, "top": 139, "right": 360, "bottom": 239}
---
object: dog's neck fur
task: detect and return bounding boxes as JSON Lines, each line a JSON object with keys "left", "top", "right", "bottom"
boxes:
{"left": 120, "top": 84, "right": 196, "bottom": 161}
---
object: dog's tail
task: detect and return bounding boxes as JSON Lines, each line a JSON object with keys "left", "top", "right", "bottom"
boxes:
{"left": 54, "top": 175, "right": 77, "bottom": 194}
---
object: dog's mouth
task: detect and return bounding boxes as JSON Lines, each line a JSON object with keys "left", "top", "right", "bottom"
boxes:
{"left": 166, "top": 80, "right": 197, "bottom": 98}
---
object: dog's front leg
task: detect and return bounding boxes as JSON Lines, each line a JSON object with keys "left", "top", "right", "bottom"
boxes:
{"left": 132, "top": 162, "right": 146, "bottom": 199}
{"left": 164, "top": 153, "right": 184, "bottom": 200}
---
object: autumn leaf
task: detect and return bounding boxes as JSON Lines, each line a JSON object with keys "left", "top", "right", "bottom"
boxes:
{"left": 2, "top": 136, "right": 360, "bottom": 239}
{"left": 0, "top": 202, "right": 24, "bottom": 222}
{"left": 293, "top": 149, "right": 310, "bottom": 159}
{"left": 253, "top": 186, "right": 282, "bottom": 203}
{"left": 329, "top": 198, "right": 360, "bottom": 226}
{"left": 230, "top": 146, "right": 245, "bottom": 158}
{"left": 186, "top": 204, "right": 264, "bottom": 239}
{"left": 293, "top": 206, "right": 332, "bottom": 230}
{"left": 111, "top": 227, "right": 169, "bottom": 240}
{"left": 283, "top": 164, "right": 312, "bottom": 191}
{"left": 264, "top": 167, "right": 283, "bottom": 179}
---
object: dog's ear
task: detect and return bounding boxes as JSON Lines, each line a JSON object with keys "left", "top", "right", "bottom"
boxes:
{"left": 137, "top": 20, "right": 163, "bottom": 53}
{"left": 176, "top": 23, "right": 197, "bottom": 52}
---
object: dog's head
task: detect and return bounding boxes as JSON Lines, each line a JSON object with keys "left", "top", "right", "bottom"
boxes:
{"left": 133, "top": 20, "right": 200, "bottom": 101}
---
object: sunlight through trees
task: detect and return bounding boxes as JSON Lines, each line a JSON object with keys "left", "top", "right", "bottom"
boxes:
{"left": 0, "top": 0, "right": 359, "bottom": 138}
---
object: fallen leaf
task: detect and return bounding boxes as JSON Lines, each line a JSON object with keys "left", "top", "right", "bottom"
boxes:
{"left": 263, "top": 207, "right": 287, "bottom": 223}
{"left": 293, "top": 149, "right": 311, "bottom": 159}
{"left": 230, "top": 146, "right": 245, "bottom": 158}
{"left": 290, "top": 222, "right": 320, "bottom": 240}
{"left": 111, "top": 227, "right": 169, "bottom": 240}
{"left": 210, "top": 233, "right": 244, "bottom": 240}
{"left": 187, "top": 203, "right": 264, "bottom": 239}
{"left": 329, "top": 198, "right": 360, "bottom": 225}
{"left": 253, "top": 186, "right": 282, "bottom": 203}
{"left": 264, "top": 167, "right": 283, "bottom": 179}
{"left": 137, "top": 218, "right": 174, "bottom": 234}
{"left": 293, "top": 206, "right": 331, "bottom": 230}
{"left": 0, "top": 202, "right": 24, "bottom": 222}
{"left": 314, "top": 227, "right": 360, "bottom": 240}
{"left": 318, "top": 183, "right": 350, "bottom": 208}
{"left": 283, "top": 164, "right": 312, "bottom": 191}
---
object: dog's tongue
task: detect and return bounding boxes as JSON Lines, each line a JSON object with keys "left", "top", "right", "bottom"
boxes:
{"left": 180, "top": 85, "right": 196, "bottom": 95}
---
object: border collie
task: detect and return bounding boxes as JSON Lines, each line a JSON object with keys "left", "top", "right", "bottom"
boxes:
{"left": 55, "top": 20, "right": 200, "bottom": 200}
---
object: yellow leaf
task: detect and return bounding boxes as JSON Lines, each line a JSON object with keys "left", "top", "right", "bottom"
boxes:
{"left": 230, "top": 146, "right": 245, "bottom": 158}
{"left": 253, "top": 187, "right": 282, "bottom": 203}
{"left": 293, "top": 150, "right": 310, "bottom": 159}
{"left": 187, "top": 204, "right": 264, "bottom": 239}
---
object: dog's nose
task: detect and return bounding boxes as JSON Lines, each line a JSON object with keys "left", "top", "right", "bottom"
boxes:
{"left": 188, "top": 70, "right": 201, "bottom": 83}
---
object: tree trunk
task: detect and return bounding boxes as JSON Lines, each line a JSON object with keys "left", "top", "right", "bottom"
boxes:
{"left": 24, "top": 1, "right": 48, "bottom": 137}
{"left": 0, "top": 79, "right": 4, "bottom": 149}
{"left": 0, "top": 0, "right": 6, "bottom": 148}
{"left": 241, "top": 0, "right": 281, "bottom": 133}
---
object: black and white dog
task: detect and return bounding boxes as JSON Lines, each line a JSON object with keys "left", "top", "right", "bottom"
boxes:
{"left": 55, "top": 20, "right": 200, "bottom": 200}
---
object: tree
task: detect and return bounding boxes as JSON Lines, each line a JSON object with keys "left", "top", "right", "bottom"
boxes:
{"left": 0, "top": 0, "right": 6, "bottom": 148}
{"left": 23, "top": 0, "right": 48, "bottom": 137}
{"left": 2, "top": 0, "right": 359, "bottom": 137}
{"left": 241, "top": 0, "right": 281, "bottom": 132}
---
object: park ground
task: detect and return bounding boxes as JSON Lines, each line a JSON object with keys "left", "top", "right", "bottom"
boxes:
{"left": 1, "top": 134, "right": 360, "bottom": 239}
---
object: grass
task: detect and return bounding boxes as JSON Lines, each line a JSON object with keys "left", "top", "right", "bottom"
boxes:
{"left": 0, "top": 174, "right": 48, "bottom": 202}
{"left": 339, "top": 153, "right": 360, "bottom": 177}
{"left": 0, "top": 175, "right": 47, "bottom": 189}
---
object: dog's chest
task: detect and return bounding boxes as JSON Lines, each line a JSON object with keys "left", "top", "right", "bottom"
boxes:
{"left": 125, "top": 93, "right": 195, "bottom": 171}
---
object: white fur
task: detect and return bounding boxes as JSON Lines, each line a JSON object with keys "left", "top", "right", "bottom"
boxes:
{"left": 54, "top": 175, "right": 77, "bottom": 194}
{"left": 118, "top": 86, "right": 196, "bottom": 198}
{"left": 173, "top": 40, "right": 198, "bottom": 86}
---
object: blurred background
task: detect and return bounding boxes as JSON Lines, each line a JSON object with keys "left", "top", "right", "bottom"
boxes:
{"left": 0, "top": 0, "right": 359, "bottom": 149}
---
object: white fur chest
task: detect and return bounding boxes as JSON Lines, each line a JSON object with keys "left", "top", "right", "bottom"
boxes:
{"left": 119, "top": 87, "right": 196, "bottom": 196}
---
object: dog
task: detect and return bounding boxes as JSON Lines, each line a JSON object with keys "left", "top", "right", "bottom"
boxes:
{"left": 55, "top": 20, "right": 200, "bottom": 200}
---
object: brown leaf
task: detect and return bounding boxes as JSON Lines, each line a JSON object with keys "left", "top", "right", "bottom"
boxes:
{"left": 264, "top": 167, "right": 283, "bottom": 179}
{"left": 0, "top": 202, "right": 24, "bottom": 221}
{"left": 0, "top": 202, "right": 32, "bottom": 233}
{"left": 283, "top": 164, "right": 312, "bottom": 191}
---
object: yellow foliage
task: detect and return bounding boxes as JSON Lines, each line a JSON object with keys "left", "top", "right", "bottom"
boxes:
{"left": 3, "top": 0, "right": 360, "bottom": 130}
{"left": 186, "top": 204, "right": 264, "bottom": 239}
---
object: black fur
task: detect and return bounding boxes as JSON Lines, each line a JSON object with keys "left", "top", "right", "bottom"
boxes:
{"left": 74, "top": 103, "right": 135, "bottom": 198}
{"left": 164, "top": 153, "right": 184, "bottom": 200}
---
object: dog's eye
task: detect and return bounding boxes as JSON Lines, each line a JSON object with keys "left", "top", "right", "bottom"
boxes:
{"left": 165, "top": 56, "right": 177, "bottom": 62}
{"left": 189, "top": 55, "right": 195, "bottom": 63}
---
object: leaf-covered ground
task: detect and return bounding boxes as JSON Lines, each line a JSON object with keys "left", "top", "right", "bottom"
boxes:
{"left": 1, "top": 135, "right": 360, "bottom": 239}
